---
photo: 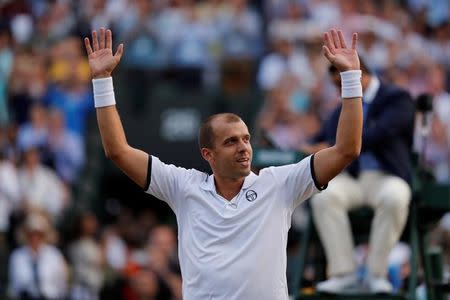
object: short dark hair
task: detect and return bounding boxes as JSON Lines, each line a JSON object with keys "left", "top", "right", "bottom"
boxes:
{"left": 198, "top": 113, "right": 242, "bottom": 149}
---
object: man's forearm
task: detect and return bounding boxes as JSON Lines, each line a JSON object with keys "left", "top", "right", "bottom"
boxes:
{"left": 334, "top": 98, "right": 363, "bottom": 161}
{"left": 86, "top": 29, "right": 149, "bottom": 188}
{"left": 96, "top": 105, "right": 129, "bottom": 159}
{"left": 96, "top": 102, "right": 150, "bottom": 189}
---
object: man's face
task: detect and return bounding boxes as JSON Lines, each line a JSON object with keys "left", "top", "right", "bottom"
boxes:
{"left": 27, "top": 230, "right": 45, "bottom": 251}
{"left": 203, "top": 119, "right": 253, "bottom": 180}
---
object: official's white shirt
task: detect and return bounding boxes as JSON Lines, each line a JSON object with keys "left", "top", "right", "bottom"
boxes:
{"left": 145, "top": 155, "right": 323, "bottom": 300}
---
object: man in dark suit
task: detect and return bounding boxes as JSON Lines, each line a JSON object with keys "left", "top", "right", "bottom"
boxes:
{"left": 303, "top": 61, "right": 415, "bottom": 293}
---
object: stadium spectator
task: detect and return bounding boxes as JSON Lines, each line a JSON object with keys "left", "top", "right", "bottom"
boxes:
{"left": 415, "top": 64, "right": 450, "bottom": 182}
{"left": 0, "top": 136, "right": 21, "bottom": 236}
{"left": 45, "top": 36, "right": 94, "bottom": 138}
{"left": 127, "top": 268, "right": 163, "bottom": 300}
{"left": 257, "top": 36, "right": 299, "bottom": 91}
{"left": 0, "top": 141, "right": 20, "bottom": 296}
{"left": 256, "top": 78, "right": 319, "bottom": 150}
{"left": 18, "top": 146, "right": 68, "bottom": 221}
{"left": 16, "top": 105, "right": 48, "bottom": 153}
{"left": 78, "top": 0, "right": 121, "bottom": 34}
{"left": 429, "top": 213, "right": 450, "bottom": 282}
{"left": 169, "top": 1, "right": 213, "bottom": 68}
{"left": 0, "top": 22, "right": 13, "bottom": 126}
{"left": 101, "top": 224, "right": 127, "bottom": 273}
{"left": 69, "top": 211, "right": 105, "bottom": 300}
{"left": 216, "top": 0, "right": 263, "bottom": 59}
{"left": 46, "top": 108, "right": 85, "bottom": 185}
{"left": 8, "top": 51, "right": 47, "bottom": 126}
{"left": 116, "top": 0, "right": 166, "bottom": 69}
{"left": 8, "top": 213, "right": 68, "bottom": 300}
{"left": 146, "top": 226, "right": 182, "bottom": 299}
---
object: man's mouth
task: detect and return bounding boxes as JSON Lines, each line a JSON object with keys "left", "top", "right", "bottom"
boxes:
{"left": 237, "top": 157, "right": 250, "bottom": 167}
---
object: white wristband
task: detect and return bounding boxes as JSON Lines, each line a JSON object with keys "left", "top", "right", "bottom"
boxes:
{"left": 340, "top": 70, "right": 363, "bottom": 99}
{"left": 93, "top": 77, "right": 116, "bottom": 108}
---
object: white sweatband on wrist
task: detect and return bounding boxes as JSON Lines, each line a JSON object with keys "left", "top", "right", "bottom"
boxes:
{"left": 340, "top": 70, "right": 363, "bottom": 99}
{"left": 93, "top": 77, "right": 116, "bottom": 108}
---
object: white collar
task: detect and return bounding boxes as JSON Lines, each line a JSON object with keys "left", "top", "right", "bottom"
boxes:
{"left": 25, "top": 244, "right": 48, "bottom": 257}
{"left": 200, "top": 172, "right": 258, "bottom": 193}
{"left": 364, "top": 76, "right": 380, "bottom": 104}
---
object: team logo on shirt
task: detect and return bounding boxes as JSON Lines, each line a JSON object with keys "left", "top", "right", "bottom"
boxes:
{"left": 245, "top": 190, "right": 257, "bottom": 202}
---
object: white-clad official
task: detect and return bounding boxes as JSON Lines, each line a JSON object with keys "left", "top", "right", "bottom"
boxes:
{"left": 84, "top": 27, "right": 363, "bottom": 300}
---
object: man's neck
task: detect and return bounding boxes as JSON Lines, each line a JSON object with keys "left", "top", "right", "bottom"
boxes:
{"left": 28, "top": 244, "right": 43, "bottom": 256}
{"left": 214, "top": 176, "right": 245, "bottom": 201}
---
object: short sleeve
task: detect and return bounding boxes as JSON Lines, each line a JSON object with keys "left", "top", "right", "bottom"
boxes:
{"left": 144, "top": 156, "right": 195, "bottom": 212}
{"left": 267, "top": 154, "right": 326, "bottom": 208}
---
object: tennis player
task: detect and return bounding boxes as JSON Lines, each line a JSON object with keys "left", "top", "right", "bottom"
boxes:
{"left": 84, "top": 27, "right": 363, "bottom": 300}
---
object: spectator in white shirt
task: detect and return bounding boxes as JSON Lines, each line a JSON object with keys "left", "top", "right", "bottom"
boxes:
{"left": 8, "top": 213, "right": 68, "bottom": 300}
{"left": 0, "top": 147, "right": 20, "bottom": 235}
{"left": 0, "top": 144, "right": 20, "bottom": 297}
{"left": 69, "top": 212, "right": 104, "bottom": 300}
{"left": 18, "top": 146, "right": 68, "bottom": 221}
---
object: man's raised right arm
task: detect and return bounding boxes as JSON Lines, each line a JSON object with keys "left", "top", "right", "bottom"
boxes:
{"left": 85, "top": 28, "right": 149, "bottom": 189}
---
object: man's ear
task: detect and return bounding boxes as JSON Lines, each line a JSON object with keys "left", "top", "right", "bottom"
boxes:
{"left": 201, "top": 148, "right": 212, "bottom": 162}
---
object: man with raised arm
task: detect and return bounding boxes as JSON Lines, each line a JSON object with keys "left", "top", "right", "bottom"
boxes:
{"left": 84, "top": 27, "right": 363, "bottom": 300}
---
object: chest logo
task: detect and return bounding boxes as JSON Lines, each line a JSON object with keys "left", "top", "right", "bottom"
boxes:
{"left": 245, "top": 190, "right": 257, "bottom": 202}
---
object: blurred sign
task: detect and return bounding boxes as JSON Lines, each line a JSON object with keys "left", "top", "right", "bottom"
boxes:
{"left": 160, "top": 108, "right": 201, "bottom": 142}
{"left": 253, "top": 149, "right": 305, "bottom": 167}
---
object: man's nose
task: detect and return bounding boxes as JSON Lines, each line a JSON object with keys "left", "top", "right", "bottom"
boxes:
{"left": 238, "top": 140, "right": 249, "bottom": 152}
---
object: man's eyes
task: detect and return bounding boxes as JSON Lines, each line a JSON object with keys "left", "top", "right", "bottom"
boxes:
{"left": 224, "top": 137, "right": 250, "bottom": 145}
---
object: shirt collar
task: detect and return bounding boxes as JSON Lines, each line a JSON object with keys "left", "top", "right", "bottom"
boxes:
{"left": 25, "top": 245, "right": 48, "bottom": 257}
{"left": 200, "top": 172, "right": 258, "bottom": 192}
{"left": 363, "top": 76, "right": 380, "bottom": 104}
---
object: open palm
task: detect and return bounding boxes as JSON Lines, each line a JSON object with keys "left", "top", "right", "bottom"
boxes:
{"left": 84, "top": 28, "right": 123, "bottom": 79}
{"left": 323, "top": 29, "right": 360, "bottom": 72}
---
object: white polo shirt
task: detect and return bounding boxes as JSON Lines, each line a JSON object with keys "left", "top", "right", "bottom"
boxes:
{"left": 145, "top": 155, "right": 324, "bottom": 300}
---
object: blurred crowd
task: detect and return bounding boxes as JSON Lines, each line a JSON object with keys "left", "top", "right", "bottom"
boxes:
{"left": 0, "top": 0, "right": 449, "bottom": 299}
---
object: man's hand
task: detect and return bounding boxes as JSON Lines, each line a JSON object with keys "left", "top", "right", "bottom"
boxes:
{"left": 84, "top": 28, "right": 123, "bottom": 79}
{"left": 323, "top": 29, "right": 359, "bottom": 72}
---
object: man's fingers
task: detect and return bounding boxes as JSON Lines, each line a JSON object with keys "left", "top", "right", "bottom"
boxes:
{"left": 114, "top": 43, "right": 124, "bottom": 60}
{"left": 99, "top": 27, "right": 105, "bottom": 49}
{"left": 338, "top": 30, "right": 347, "bottom": 48}
{"left": 106, "top": 29, "right": 112, "bottom": 49}
{"left": 322, "top": 46, "right": 334, "bottom": 62}
{"left": 92, "top": 31, "right": 99, "bottom": 51}
{"left": 84, "top": 37, "right": 93, "bottom": 55}
{"left": 351, "top": 33, "right": 358, "bottom": 50}
{"left": 324, "top": 32, "right": 335, "bottom": 54}
{"left": 331, "top": 29, "right": 341, "bottom": 48}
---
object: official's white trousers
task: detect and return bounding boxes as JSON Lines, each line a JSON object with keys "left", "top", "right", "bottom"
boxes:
{"left": 311, "top": 170, "right": 411, "bottom": 277}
